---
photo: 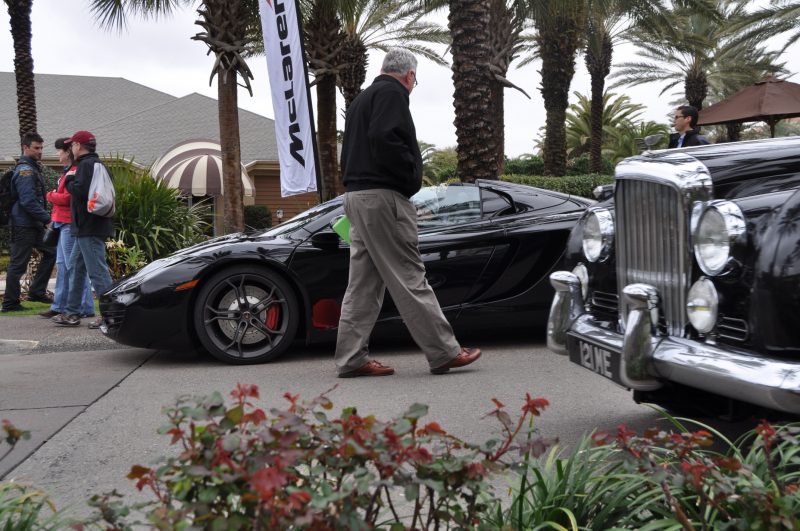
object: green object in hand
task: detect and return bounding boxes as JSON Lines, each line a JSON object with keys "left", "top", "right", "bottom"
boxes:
{"left": 332, "top": 215, "right": 351, "bottom": 243}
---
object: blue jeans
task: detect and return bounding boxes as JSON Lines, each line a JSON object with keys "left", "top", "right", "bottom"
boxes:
{"left": 65, "top": 236, "right": 113, "bottom": 317}
{"left": 52, "top": 224, "right": 95, "bottom": 315}
{"left": 2, "top": 225, "right": 56, "bottom": 309}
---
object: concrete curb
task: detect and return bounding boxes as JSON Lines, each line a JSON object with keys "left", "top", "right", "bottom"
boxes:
{"left": 0, "top": 339, "right": 39, "bottom": 354}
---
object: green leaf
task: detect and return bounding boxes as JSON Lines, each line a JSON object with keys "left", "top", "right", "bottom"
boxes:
{"left": 404, "top": 483, "right": 420, "bottom": 501}
{"left": 405, "top": 403, "right": 428, "bottom": 420}
{"left": 198, "top": 487, "right": 218, "bottom": 503}
{"left": 226, "top": 405, "right": 244, "bottom": 424}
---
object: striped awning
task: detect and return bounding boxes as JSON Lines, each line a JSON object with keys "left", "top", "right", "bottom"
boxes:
{"left": 151, "top": 139, "right": 255, "bottom": 197}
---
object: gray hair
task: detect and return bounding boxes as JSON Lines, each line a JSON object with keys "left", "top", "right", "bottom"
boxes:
{"left": 381, "top": 48, "right": 417, "bottom": 75}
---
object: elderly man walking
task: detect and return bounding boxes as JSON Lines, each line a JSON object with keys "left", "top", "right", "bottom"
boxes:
{"left": 334, "top": 48, "right": 481, "bottom": 378}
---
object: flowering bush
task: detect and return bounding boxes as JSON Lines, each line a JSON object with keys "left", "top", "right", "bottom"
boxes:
{"left": 105, "top": 239, "right": 146, "bottom": 280}
{"left": 84, "top": 385, "right": 553, "bottom": 530}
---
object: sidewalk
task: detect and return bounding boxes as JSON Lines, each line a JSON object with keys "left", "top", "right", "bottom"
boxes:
{"left": 0, "top": 277, "right": 120, "bottom": 355}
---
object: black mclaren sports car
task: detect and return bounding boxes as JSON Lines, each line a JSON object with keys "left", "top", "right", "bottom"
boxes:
{"left": 99, "top": 180, "right": 593, "bottom": 364}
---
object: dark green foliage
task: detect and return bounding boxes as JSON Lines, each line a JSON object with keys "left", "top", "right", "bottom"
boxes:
{"left": 244, "top": 205, "right": 272, "bottom": 230}
{"left": 567, "top": 153, "right": 615, "bottom": 176}
{"left": 502, "top": 173, "right": 615, "bottom": 199}
{"left": 105, "top": 158, "right": 211, "bottom": 263}
{"left": 504, "top": 155, "right": 545, "bottom": 176}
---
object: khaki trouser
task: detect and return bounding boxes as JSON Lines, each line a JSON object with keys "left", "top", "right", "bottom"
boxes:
{"left": 334, "top": 189, "right": 460, "bottom": 374}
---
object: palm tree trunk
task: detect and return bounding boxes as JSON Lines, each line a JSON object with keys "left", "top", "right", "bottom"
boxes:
{"left": 449, "top": 0, "right": 498, "bottom": 182}
{"left": 339, "top": 36, "right": 367, "bottom": 111}
{"left": 585, "top": 27, "right": 612, "bottom": 174}
{"left": 6, "top": 0, "right": 37, "bottom": 139}
{"left": 537, "top": 13, "right": 583, "bottom": 176}
{"left": 317, "top": 74, "right": 340, "bottom": 199}
{"left": 218, "top": 74, "right": 244, "bottom": 233}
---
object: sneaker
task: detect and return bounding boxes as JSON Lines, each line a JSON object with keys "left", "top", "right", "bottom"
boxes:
{"left": 1, "top": 304, "right": 29, "bottom": 313}
{"left": 39, "top": 309, "right": 60, "bottom": 318}
{"left": 52, "top": 314, "right": 80, "bottom": 326}
{"left": 27, "top": 293, "right": 54, "bottom": 304}
{"left": 87, "top": 318, "right": 103, "bottom": 330}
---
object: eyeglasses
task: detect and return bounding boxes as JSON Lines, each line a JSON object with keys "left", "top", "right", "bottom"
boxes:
{"left": 674, "top": 114, "right": 686, "bottom": 120}
{"left": 412, "top": 72, "right": 418, "bottom": 87}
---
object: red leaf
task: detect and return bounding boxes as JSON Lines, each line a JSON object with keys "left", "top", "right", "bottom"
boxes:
{"left": 251, "top": 467, "right": 290, "bottom": 499}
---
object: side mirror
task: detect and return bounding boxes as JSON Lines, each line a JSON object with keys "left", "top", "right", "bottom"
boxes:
{"left": 311, "top": 231, "right": 342, "bottom": 249}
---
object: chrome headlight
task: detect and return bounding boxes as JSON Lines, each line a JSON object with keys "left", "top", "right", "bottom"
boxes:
{"left": 582, "top": 208, "right": 614, "bottom": 262}
{"left": 686, "top": 278, "right": 718, "bottom": 333}
{"left": 693, "top": 201, "right": 746, "bottom": 276}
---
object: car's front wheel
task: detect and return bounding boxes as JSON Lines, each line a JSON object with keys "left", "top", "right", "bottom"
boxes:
{"left": 194, "top": 265, "right": 299, "bottom": 364}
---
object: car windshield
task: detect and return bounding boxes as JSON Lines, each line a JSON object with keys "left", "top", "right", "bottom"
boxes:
{"left": 264, "top": 201, "right": 341, "bottom": 237}
{"left": 412, "top": 184, "right": 482, "bottom": 227}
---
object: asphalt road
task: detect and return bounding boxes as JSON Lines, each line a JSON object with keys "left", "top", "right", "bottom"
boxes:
{"left": 0, "top": 333, "right": 759, "bottom": 520}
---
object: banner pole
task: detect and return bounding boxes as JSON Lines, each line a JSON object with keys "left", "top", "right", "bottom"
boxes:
{"left": 293, "top": 0, "right": 323, "bottom": 203}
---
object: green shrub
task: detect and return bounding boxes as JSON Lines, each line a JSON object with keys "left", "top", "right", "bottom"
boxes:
{"left": 105, "top": 239, "right": 147, "bottom": 280}
{"left": 105, "top": 158, "right": 211, "bottom": 263}
{"left": 505, "top": 155, "right": 545, "bottom": 176}
{"left": 501, "top": 173, "right": 615, "bottom": 199}
{"left": 244, "top": 205, "right": 272, "bottom": 230}
{"left": 566, "top": 153, "right": 615, "bottom": 176}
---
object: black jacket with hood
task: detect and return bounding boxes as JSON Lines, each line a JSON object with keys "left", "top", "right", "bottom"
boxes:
{"left": 341, "top": 74, "right": 423, "bottom": 198}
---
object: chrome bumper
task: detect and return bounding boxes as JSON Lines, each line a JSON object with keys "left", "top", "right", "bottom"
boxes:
{"left": 547, "top": 271, "right": 800, "bottom": 414}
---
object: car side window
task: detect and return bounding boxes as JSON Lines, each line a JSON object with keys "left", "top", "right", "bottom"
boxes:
{"left": 412, "top": 185, "right": 481, "bottom": 227}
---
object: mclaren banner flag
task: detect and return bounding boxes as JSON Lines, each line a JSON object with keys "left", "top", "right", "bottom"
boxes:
{"left": 259, "top": 0, "right": 321, "bottom": 197}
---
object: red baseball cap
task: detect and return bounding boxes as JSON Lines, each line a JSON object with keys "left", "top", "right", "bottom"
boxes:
{"left": 65, "top": 130, "right": 96, "bottom": 146}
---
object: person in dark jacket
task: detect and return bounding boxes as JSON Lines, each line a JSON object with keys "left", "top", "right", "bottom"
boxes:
{"left": 39, "top": 138, "right": 96, "bottom": 319}
{"left": 2, "top": 132, "right": 56, "bottom": 312}
{"left": 334, "top": 48, "right": 481, "bottom": 378}
{"left": 52, "top": 131, "right": 113, "bottom": 329}
{"left": 668, "top": 105, "right": 710, "bottom": 148}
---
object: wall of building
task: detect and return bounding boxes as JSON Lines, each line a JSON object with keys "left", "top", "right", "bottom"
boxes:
{"left": 247, "top": 161, "right": 321, "bottom": 226}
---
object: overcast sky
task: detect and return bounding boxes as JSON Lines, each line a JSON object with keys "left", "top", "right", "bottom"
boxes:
{"left": 1, "top": 0, "right": 798, "bottom": 157}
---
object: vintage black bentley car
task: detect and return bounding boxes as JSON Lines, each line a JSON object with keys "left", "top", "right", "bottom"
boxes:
{"left": 100, "top": 180, "right": 592, "bottom": 364}
{"left": 547, "top": 136, "right": 800, "bottom": 415}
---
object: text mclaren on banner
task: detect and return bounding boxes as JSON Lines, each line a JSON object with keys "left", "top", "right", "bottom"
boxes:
{"left": 259, "top": 0, "right": 320, "bottom": 197}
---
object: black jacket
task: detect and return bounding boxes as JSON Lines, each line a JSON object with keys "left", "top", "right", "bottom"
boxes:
{"left": 668, "top": 130, "right": 709, "bottom": 148}
{"left": 341, "top": 74, "right": 423, "bottom": 198}
{"left": 66, "top": 152, "right": 114, "bottom": 238}
{"left": 10, "top": 155, "right": 50, "bottom": 228}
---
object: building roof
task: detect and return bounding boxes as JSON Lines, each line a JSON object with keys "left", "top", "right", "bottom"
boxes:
{"left": 0, "top": 72, "right": 279, "bottom": 165}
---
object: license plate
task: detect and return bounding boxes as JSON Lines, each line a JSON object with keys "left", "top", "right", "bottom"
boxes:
{"left": 567, "top": 334, "right": 624, "bottom": 386}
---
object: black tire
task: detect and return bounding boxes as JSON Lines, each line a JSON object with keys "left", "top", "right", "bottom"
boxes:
{"left": 193, "top": 265, "right": 299, "bottom": 364}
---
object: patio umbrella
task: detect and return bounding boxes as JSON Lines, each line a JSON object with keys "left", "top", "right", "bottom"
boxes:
{"left": 697, "top": 75, "right": 800, "bottom": 137}
{"left": 151, "top": 139, "right": 254, "bottom": 197}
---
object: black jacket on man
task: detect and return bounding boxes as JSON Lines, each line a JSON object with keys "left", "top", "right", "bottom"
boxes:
{"left": 668, "top": 130, "right": 709, "bottom": 148}
{"left": 341, "top": 74, "right": 423, "bottom": 198}
{"left": 66, "top": 152, "right": 114, "bottom": 238}
{"left": 10, "top": 155, "right": 50, "bottom": 228}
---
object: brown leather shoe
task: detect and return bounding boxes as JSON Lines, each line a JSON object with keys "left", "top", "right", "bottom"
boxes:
{"left": 430, "top": 347, "right": 481, "bottom": 374}
{"left": 338, "top": 360, "right": 395, "bottom": 378}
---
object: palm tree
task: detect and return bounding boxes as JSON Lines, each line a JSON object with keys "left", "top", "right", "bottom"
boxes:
{"left": 90, "top": 0, "right": 260, "bottom": 234}
{"left": 564, "top": 91, "right": 646, "bottom": 157}
{"left": 582, "top": 0, "right": 674, "bottom": 173}
{"left": 486, "top": 0, "right": 532, "bottom": 176}
{"left": 5, "top": 0, "right": 37, "bottom": 140}
{"left": 527, "top": 0, "right": 587, "bottom": 176}
{"left": 448, "top": 0, "right": 499, "bottom": 182}
{"left": 337, "top": 0, "right": 449, "bottom": 111}
{"left": 611, "top": 0, "right": 776, "bottom": 113}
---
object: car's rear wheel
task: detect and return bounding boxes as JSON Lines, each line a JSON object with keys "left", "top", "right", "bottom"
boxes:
{"left": 194, "top": 266, "right": 299, "bottom": 364}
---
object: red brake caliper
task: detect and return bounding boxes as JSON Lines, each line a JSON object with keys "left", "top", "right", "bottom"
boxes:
{"left": 265, "top": 304, "right": 281, "bottom": 330}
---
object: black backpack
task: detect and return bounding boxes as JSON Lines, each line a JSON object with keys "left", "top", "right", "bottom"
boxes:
{"left": 0, "top": 167, "right": 16, "bottom": 226}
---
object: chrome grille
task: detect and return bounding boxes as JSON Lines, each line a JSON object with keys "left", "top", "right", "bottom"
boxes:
{"left": 615, "top": 180, "right": 691, "bottom": 337}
